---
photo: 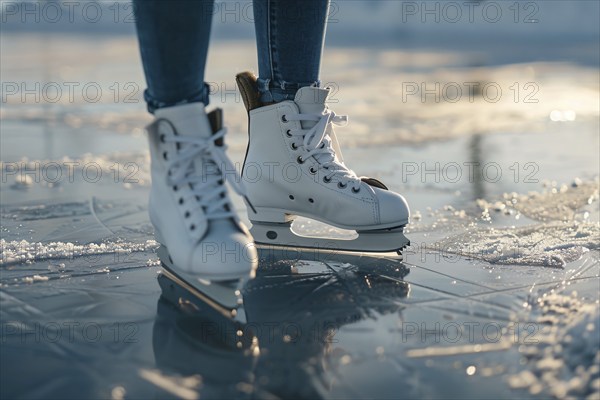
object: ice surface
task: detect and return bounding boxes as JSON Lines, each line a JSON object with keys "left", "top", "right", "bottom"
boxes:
{"left": 403, "top": 180, "right": 600, "bottom": 268}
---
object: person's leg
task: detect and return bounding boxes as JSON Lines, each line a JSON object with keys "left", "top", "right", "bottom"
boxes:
{"left": 133, "top": 1, "right": 257, "bottom": 279}
{"left": 253, "top": 0, "right": 330, "bottom": 103}
{"left": 133, "top": 0, "right": 214, "bottom": 113}
{"left": 237, "top": 0, "right": 410, "bottom": 252}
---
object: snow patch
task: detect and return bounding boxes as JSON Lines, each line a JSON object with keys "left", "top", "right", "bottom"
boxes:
{"left": 0, "top": 239, "right": 159, "bottom": 266}
{"left": 438, "top": 223, "right": 598, "bottom": 268}
{"left": 411, "top": 180, "right": 600, "bottom": 267}
{"left": 499, "top": 182, "right": 599, "bottom": 222}
{"left": 509, "top": 294, "right": 600, "bottom": 398}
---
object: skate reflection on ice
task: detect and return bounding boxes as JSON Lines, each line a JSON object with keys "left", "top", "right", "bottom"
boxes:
{"left": 153, "top": 247, "right": 410, "bottom": 398}
{"left": 153, "top": 298, "right": 258, "bottom": 397}
{"left": 156, "top": 245, "right": 247, "bottom": 322}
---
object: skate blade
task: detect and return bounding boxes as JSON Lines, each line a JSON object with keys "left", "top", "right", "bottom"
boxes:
{"left": 157, "top": 246, "right": 246, "bottom": 322}
{"left": 250, "top": 222, "right": 410, "bottom": 254}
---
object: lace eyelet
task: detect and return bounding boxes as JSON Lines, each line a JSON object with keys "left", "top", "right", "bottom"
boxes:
{"left": 178, "top": 198, "right": 184, "bottom": 205}
{"left": 338, "top": 182, "right": 347, "bottom": 189}
{"left": 308, "top": 198, "right": 315, "bottom": 203}
{"left": 352, "top": 187, "right": 361, "bottom": 193}
{"left": 323, "top": 176, "right": 331, "bottom": 183}
{"left": 297, "top": 156, "right": 304, "bottom": 164}
{"left": 291, "top": 143, "right": 297, "bottom": 150}
{"left": 286, "top": 129, "right": 292, "bottom": 137}
{"left": 184, "top": 211, "right": 191, "bottom": 218}
{"left": 173, "top": 185, "right": 178, "bottom": 191}
{"left": 281, "top": 114, "right": 288, "bottom": 123}
{"left": 319, "top": 143, "right": 325, "bottom": 149}
{"left": 160, "top": 134, "right": 166, "bottom": 143}
{"left": 309, "top": 167, "right": 317, "bottom": 174}
{"left": 163, "top": 151, "right": 168, "bottom": 160}
{"left": 190, "top": 224, "right": 196, "bottom": 231}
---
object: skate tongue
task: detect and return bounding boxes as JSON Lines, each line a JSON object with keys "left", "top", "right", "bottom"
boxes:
{"left": 154, "top": 102, "right": 213, "bottom": 139}
{"left": 294, "top": 86, "right": 329, "bottom": 129}
{"left": 293, "top": 86, "right": 343, "bottom": 167}
{"left": 156, "top": 103, "right": 230, "bottom": 213}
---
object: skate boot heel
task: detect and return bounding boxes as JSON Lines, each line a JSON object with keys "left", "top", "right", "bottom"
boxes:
{"left": 250, "top": 207, "right": 296, "bottom": 224}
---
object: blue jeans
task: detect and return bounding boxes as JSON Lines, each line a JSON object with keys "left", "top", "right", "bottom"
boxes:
{"left": 133, "top": 0, "right": 330, "bottom": 113}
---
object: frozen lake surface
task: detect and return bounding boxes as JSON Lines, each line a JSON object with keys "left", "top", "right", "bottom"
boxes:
{"left": 1, "top": 34, "right": 599, "bottom": 399}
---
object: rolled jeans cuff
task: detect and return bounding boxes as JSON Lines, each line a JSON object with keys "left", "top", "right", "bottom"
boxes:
{"left": 144, "top": 82, "right": 211, "bottom": 114}
{"left": 257, "top": 78, "right": 321, "bottom": 103}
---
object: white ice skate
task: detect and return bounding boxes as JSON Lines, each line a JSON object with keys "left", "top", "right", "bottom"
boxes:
{"left": 236, "top": 72, "right": 410, "bottom": 254}
{"left": 147, "top": 103, "right": 258, "bottom": 283}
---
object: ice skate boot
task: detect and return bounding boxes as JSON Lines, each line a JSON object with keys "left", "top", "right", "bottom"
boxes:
{"left": 236, "top": 72, "right": 410, "bottom": 254}
{"left": 147, "top": 103, "right": 258, "bottom": 286}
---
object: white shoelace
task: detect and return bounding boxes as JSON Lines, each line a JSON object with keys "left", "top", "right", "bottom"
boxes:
{"left": 286, "top": 110, "right": 362, "bottom": 191}
{"left": 163, "top": 126, "right": 254, "bottom": 219}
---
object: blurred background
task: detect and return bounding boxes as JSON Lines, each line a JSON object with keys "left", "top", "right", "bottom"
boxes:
{"left": 2, "top": 0, "right": 598, "bottom": 155}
